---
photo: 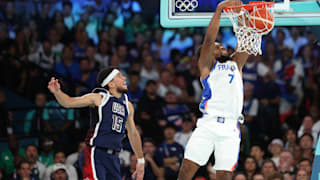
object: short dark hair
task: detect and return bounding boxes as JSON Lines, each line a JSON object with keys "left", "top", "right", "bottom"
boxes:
{"left": 18, "top": 160, "right": 30, "bottom": 169}
{"left": 299, "top": 158, "right": 312, "bottom": 166}
{"left": 25, "top": 144, "right": 38, "bottom": 152}
{"left": 300, "top": 133, "right": 314, "bottom": 142}
{"left": 54, "top": 150, "right": 65, "bottom": 158}
{"left": 97, "top": 67, "right": 119, "bottom": 89}
{"left": 146, "top": 80, "right": 156, "bottom": 87}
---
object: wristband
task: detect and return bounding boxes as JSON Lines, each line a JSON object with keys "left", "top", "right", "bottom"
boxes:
{"left": 137, "top": 158, "right": 145, "bottom": 164}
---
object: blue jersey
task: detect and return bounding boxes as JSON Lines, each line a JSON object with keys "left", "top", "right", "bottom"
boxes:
{"left": 86, "top": 88, "right": 129, "bottom": 151}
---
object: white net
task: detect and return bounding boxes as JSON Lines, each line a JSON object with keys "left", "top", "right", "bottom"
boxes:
{"left": 224, "top": 2, "right": 274, "bottom": 55}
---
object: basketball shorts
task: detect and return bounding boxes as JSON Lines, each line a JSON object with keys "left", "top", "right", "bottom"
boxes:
{"left": 82, "top": 146, "right": 121, "bottom": 180}
{"left": 184, "top": 115, "right": 241, "bottom": 171}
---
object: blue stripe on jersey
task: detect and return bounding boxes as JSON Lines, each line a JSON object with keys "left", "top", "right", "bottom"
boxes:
{"left": 211, "top": 60, "right": 218, "bottom": 72}
{"left": 199, "top": 75, "right": 211, "bottom": 111}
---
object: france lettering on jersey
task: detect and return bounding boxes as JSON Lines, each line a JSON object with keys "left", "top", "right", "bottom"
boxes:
{"left": 85, "top": 88, "right": 129, "bottom": 151}
{"left": 199, "top": 60, "right": 244, "bottom": 118}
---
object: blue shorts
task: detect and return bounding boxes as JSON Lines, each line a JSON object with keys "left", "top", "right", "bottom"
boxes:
{"left": 82, "top": 146, "right": 121, "bottom": 180}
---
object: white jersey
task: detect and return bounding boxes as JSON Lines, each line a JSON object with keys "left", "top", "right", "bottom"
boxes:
{"left": 199, "top": 60, "right": 243, "bottom": 118}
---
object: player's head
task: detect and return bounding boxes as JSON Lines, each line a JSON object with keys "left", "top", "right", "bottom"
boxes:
{"left": 97, "top": 67, "right": 128, "bottom": 93}
{"left": 214, "top": 42, "right": 229, "bottom": 62}
{"left": 195, "top": 42, "right": 229, "bottom": 63}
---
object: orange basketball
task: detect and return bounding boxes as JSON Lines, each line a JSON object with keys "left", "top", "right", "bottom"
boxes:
{"left": 249, "top": 8, "right": 274, "bottom": 33}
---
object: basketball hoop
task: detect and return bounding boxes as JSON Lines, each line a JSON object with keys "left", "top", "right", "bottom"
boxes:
{"left": 224, "top": 1, "right": 274, "bottom": 55}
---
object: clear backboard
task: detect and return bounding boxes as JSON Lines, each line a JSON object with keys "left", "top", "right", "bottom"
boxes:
{"left": 160, "top": 0, "right": 320, "bottom": 27}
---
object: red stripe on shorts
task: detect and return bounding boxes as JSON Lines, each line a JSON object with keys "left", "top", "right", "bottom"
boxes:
{"left": 82, "top": 146, "right": 95, "bottom": 180}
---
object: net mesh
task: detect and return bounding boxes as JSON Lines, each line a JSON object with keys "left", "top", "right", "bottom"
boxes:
{"left": 224, "top": 2, "right": 274, "bottom": 55}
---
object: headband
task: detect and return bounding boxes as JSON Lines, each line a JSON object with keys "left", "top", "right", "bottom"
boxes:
{"left": 101, "top": 69, "right": 119, "bottom": 87}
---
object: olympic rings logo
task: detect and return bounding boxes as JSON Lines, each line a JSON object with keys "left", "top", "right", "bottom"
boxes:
{"left": 175, "top": 0, "right": 198, "bottom": 12}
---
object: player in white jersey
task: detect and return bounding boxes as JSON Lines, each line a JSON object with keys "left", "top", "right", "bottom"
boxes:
{"left": 178, "top": 0, "right": 250, "bottom": 180}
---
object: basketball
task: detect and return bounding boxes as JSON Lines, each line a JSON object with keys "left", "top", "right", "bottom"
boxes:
{"left": 249, "top": 8, "right": 274, "bottom": 33}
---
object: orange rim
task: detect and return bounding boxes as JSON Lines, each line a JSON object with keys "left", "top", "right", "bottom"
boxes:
{"left": 224, "top": 1, "right": 274, "bottom": 12}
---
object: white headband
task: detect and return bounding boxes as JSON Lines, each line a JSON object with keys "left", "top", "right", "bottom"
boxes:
{"left": 101, "top": 69, "right": 119, "bottom": 87}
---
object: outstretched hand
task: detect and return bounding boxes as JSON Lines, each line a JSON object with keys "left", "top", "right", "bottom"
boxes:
{"left": 48, "top": 77, "right": 61, "bottom": 94}
{"left": 132, "top": 162, "right": 144, "bottom": 180}
{"left": 217, "top": 0, "right": 243, "bottom": 11}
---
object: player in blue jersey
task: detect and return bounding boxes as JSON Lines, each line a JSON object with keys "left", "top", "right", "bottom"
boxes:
{"left": 48, "top": 67, "right": 144, "bottom": 180}
{"left": 178, "top": 0, "right": 251, "bottom": 180}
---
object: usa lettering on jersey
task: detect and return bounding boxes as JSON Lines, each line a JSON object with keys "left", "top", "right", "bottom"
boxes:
{"left": 112, "top": 102, "right": 125, "bottom": 116}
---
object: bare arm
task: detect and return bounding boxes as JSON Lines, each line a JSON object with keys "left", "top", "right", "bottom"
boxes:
{"left": 126, "top": 102, "right": 144, "bottom": 180}
{"left": 199, "top": 0, "right": 243, "bottom": 80}
{"left": 48, "top": 77, "right": 102, "bottom": 108}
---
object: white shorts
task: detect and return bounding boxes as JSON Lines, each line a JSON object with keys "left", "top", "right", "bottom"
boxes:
{"left": 184, "top": 115, "right": 241, "bottom": 171}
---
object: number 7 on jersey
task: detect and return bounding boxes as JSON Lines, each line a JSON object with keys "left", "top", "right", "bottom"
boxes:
{"left": 228, "top": 74, "right": 234, "bottom": 84}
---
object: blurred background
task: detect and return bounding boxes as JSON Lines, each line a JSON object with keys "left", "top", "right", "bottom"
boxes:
{"left": 0, "top": 0, "right": 319, "bottom": 180}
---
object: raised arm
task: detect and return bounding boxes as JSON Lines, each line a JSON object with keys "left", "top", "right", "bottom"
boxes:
{"left": 126, "top": 102, "right": 144, "bottom": 180}
{"left": 199, "top": 0, "right": 242, "bottom": 80}
{"left": 47, "top": 77, "right": 101, "bottom": 108}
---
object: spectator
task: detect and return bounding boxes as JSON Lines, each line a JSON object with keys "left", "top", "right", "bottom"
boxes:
{"left": 25, "top": 145, "right": 46, "bottom": 179}
{"left": 0, "top": 133, "right": 25, "bottom": 177}
{"left": 44, "top": 151, "right": 77, "bottom": 180}
{"left": 298, "top": 115, "right": 319, "bottom": 147}
{"left": 38, "top": 137, "right": 54, "bottom": 167}
{"left": 24, "top": 92, "right": 47, "bottom": 136}
{"left": 116, "top": 44, "right": 131, "bottom": 73}
{"left": 42, "top": 100, "right": 74, "bottom": 144}
{"left": 140, "top": 55, "right": 160, "bottom": 86}
{"left": 66, "top": 141, "right": 85, "bottom": 166}
{"left": 54, "top": 45, "right": 81, "bottom": 82}
{"left": 252, "top": 173, "right": 264, "bottom": 180}
{"left": 284, "top": 27, "right": 308, "bottom": 57}
{"left": 157, "top": 69, "right": 182, "bottom": 98}
{"left": 13, "top": 160, "right": 39, "bottom": 180}
{"left": 136, "top": 80, "right": 164, "bottom": 143}
{"left": 243, "top": 156, "right": 258, "bottom": 180}
{"left": 49, "top": 28, "right": 64, "bottom": 58}
{"left": 50, "top": 163, "right": 68, "bottom": 180}
{"left": 66, "top": 141, "right": 85, "bottom": 178}
{"left": 156, "top": 124, "right": 184, "bottom": 180}
{"left": 278, "top": 150, "right": 295, "bottom": 175}
{"left": 283, "top": 128, "right": 298, "bottom": 153}
{"left": 73, "top": 27, "right": 89, "bottom": 60}
{"left": 233, "top": 172, "right": 247, "bottom": 180}
{"left": 127, "top": 71, "right": 143, "bottom": 105}
{"left": 243, "top": 83, "right": 259, "bottom": 138}
{"left": 94, "top": 40, "right": 110, "bottom": 69}
{"left": 250, "top": 144, "right": 265, "bottom": 168}
{"left": 75, "top": 58, "right": 98, "bottom": 95}
{"left": 85, "top": 45, "right": 99, "bottom": 71}
{"left": 295, "top": 169, "right": 309, "bottom": 180}
{"left": 174, "top": 116, "right": 194, "bottom": 147}
{"left": 268, "top": 139, "right": 284, "bottom": 167}
{"left": 269, "top": 172, "right": 283, "bottom": 180}
{"left": 298, "top": 133, "right": 314, "bottom": 161}
{"left": 160, "top": 91, "right": 190, "bottom": 129}
{"left": 143, "top": 138, "right": 164, "bottom": 179}
{"left": 242, "top": 55, "right": 270, "bottom": 86}
{"left": 254, "top": 73, "right": 281, "bottom": 139}
{"left": 28, "top": 39, "right": 57, "bottom": 71}
{"left": 297, "top": 158, "right": 312, "bottom": 178}
{"left": 121, "top": 153, "right": 137, "bottom": 180}
{"left": 260, "top": 160, "right": 277, "bottom": 180}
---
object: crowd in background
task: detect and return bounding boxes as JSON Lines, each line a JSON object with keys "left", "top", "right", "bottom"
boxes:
{"left": 0, "top": 0, "right": 319, "bottom": 179}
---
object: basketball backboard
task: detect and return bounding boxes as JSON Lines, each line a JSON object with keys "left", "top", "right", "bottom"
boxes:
{"left": 160, "top": 0, "right": 320, "bottom": 27}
